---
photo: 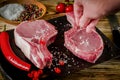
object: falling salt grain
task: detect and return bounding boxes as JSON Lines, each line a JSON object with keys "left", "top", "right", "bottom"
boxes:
{"left": 64, "top": 55, "right": 68, "bottom": 59}
{"left": 54, "top": 58, "right": 58, "bottom": 62}
{"left": 51, "top": 51, "right": 54, "bottom": 53}
{"left": 73, "top": 63, "right": 76, "bottom": 65}
{"left": 67, "top": 71, "right": 71, "bottom": 74}
{"left": 81, "top": 63, "right": 84, "bottom": 66}
{"left": 68, "top": 64, "right": 72, "bottom": 67}
{"left": 53, "top": 52, "right": 57, "bottom": 55}
{"left": 54, "top": 20, "right": 57, "bottom": 23}
{"left": 54, "top": 47, "right": 58, "bottom": 49}
{"left": 57, "top": 52, "right": 60, "bottom": 55}
{"left": 72, "top": 59, "right": 75, "bottom": 63}
{"left": 52, "top": 64, "right": 55, "bottom": 67}
{"left": 60, "top": 22, "right": 63, "bottom": 25}
{"left": 71, "top": 58, "right": 74, "bottom": 60}
{"left": 77, "top": 65, "right": 80, "bottom": 68}
{"left": 65, "top": 23, "right": 71, "bottom": 27}
{"left": 51, "top": 46, "right": 55, "bottom": 49}
{"left": 66, "top": 49, "right": 69, "bottom": 52}
{"left": 64, "top": 60, "right": 67, "bottom": 64}
{"left": 67, "top": 58, "right": 71, "bottom": 60}
{"left": 61, "top": 35, "right": 64, "bottom": 38}
{"left": 56, "top": 63, "right": 59, "bottom": 66}
{"left": 76, "top": 61, "right": 79, "bottom": 64}
{"left": 111, "top": 54, "right": 114, "bottom": 57}
{"left": 51, "top": 69, "right": 53, "bottom": 72}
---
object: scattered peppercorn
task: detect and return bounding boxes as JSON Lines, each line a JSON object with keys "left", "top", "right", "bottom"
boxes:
{"left": 16, "top": 4, "right": 43, "bottom": 21}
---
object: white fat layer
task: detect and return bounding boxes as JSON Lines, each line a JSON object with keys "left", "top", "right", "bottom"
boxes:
{"left": 31, "top": 54, "right": 40, "bottom": 68}
{"left": 14, "top": 32, "right": 31, "bottom": 58}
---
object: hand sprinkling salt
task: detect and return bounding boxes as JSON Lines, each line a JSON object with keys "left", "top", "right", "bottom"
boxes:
{"left": 0, "top": 3, "right": 25, "bottom": 20}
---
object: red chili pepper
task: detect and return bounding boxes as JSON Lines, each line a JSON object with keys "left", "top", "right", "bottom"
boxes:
{"left": 54, "top": 67, "right": 61, "bottom": 74}
{"left": 37, "top": 69, "right": 43, "bottom": 75}
{"left": 0, "top": 32, "right": 31, "bottom": 71}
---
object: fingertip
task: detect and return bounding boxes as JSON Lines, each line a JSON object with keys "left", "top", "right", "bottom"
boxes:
{"left": 74, "top": 2, "right": 83, "bottom": 26}
{"left": 86, "top": 19, "right": 99, "bottom": 32}
{"left": 79, "top": 15, "right": 90, "bottom": 28}
{"left": 86, "top": 26, "right": 94, "bottom": 33}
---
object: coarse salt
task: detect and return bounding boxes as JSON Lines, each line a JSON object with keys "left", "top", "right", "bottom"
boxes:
{"left": 0, "top": 3, "right": 25, "bottom": 20}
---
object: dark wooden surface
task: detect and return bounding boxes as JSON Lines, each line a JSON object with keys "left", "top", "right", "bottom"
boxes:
{"left": 0, "top": 0, "right": 120, "bottom": 80}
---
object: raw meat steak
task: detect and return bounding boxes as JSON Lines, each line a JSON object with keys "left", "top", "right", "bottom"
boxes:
{"left": 64, "top": 12, "right": 104, "bottom": 63}
{"left": 14, "top": 20, "right": 58, "bottom": 69}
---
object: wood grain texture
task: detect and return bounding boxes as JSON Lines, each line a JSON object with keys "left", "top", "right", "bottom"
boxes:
{"left": 60, "top": 57, "right": 120, "bottom": 80}
{"left": 0, "top": 0, "right": 120, "bottom": 80}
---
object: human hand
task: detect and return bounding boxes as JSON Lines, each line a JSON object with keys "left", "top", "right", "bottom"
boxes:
{"left": 74, "top": 0, "right": 120, "bottom": 32}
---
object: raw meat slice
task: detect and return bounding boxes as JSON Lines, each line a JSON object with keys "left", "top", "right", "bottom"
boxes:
{"left": 14, "top": 20, "right": 58, "bottom": 69}
{"left": 64, "top": 12, "right": 104, "bottom": 63}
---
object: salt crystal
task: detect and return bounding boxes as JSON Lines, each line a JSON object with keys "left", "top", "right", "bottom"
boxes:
{"left": 67, "top": 58, "right": 71, "bottom": 60}
{"left": 54, "top": 20, "right": 57, "bottom": 23}
{"left": 76, "top": 61, "right": 79, "bottom": 64}
{"left": 77, "top": 65, "right": 80, "bottom": 68}
{"left": 51, "top": 69, "right": 53, "bottom": 72}
{"left": 54, "top": 58, "right": 58, "bottom": 61}
{"left": 68, "top": 64, "right": 72, "bottom": 67}
{"left": 73, "top": 63, "right": 76, "bottom": 65}
{"left": 67, "top": 71, "right": 71, "bottom": 74}
{"left": 72, "top": 59, "right": 75, "bottom": 63}
{"left": 0, "top": 3, "right": 25, "bottom": 20}
{"left": 64, "top": 60, "right": 68, "bottom": 63}
{"left": 71, "top": 58, "right": 74, "bottom": 60}
{"left": 111, "top": 54, "right": 114, "bottom": 57}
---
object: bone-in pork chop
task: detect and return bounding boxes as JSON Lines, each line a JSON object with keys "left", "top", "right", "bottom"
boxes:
{"left": 14, "top": 20, "right": 57, "bottom": 69}
{"left": 64, "top": 12, "right": 104, "bottom": 63}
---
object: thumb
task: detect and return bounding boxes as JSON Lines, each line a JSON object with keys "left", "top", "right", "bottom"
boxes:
{"left": 74, "top": 1, "right": 83, "bottom": 26}
{"left": 86, "top": 19, "right": 99, "bottom": 33}
{"left": 79, "top": 15, "right": 90, "bottom": 28}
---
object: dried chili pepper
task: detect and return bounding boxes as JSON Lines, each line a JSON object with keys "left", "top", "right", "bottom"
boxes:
{"left": 0, "top": 32, "right": 31, "bottom": 71}
{"left": 54, "top": 67, "right": 61, "bottom": 74}
{"left": 28, "top": 69, "right": 43, "bottom": 80}
{"left": 39, "top": 40, "right": 46, "bottom": 45}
